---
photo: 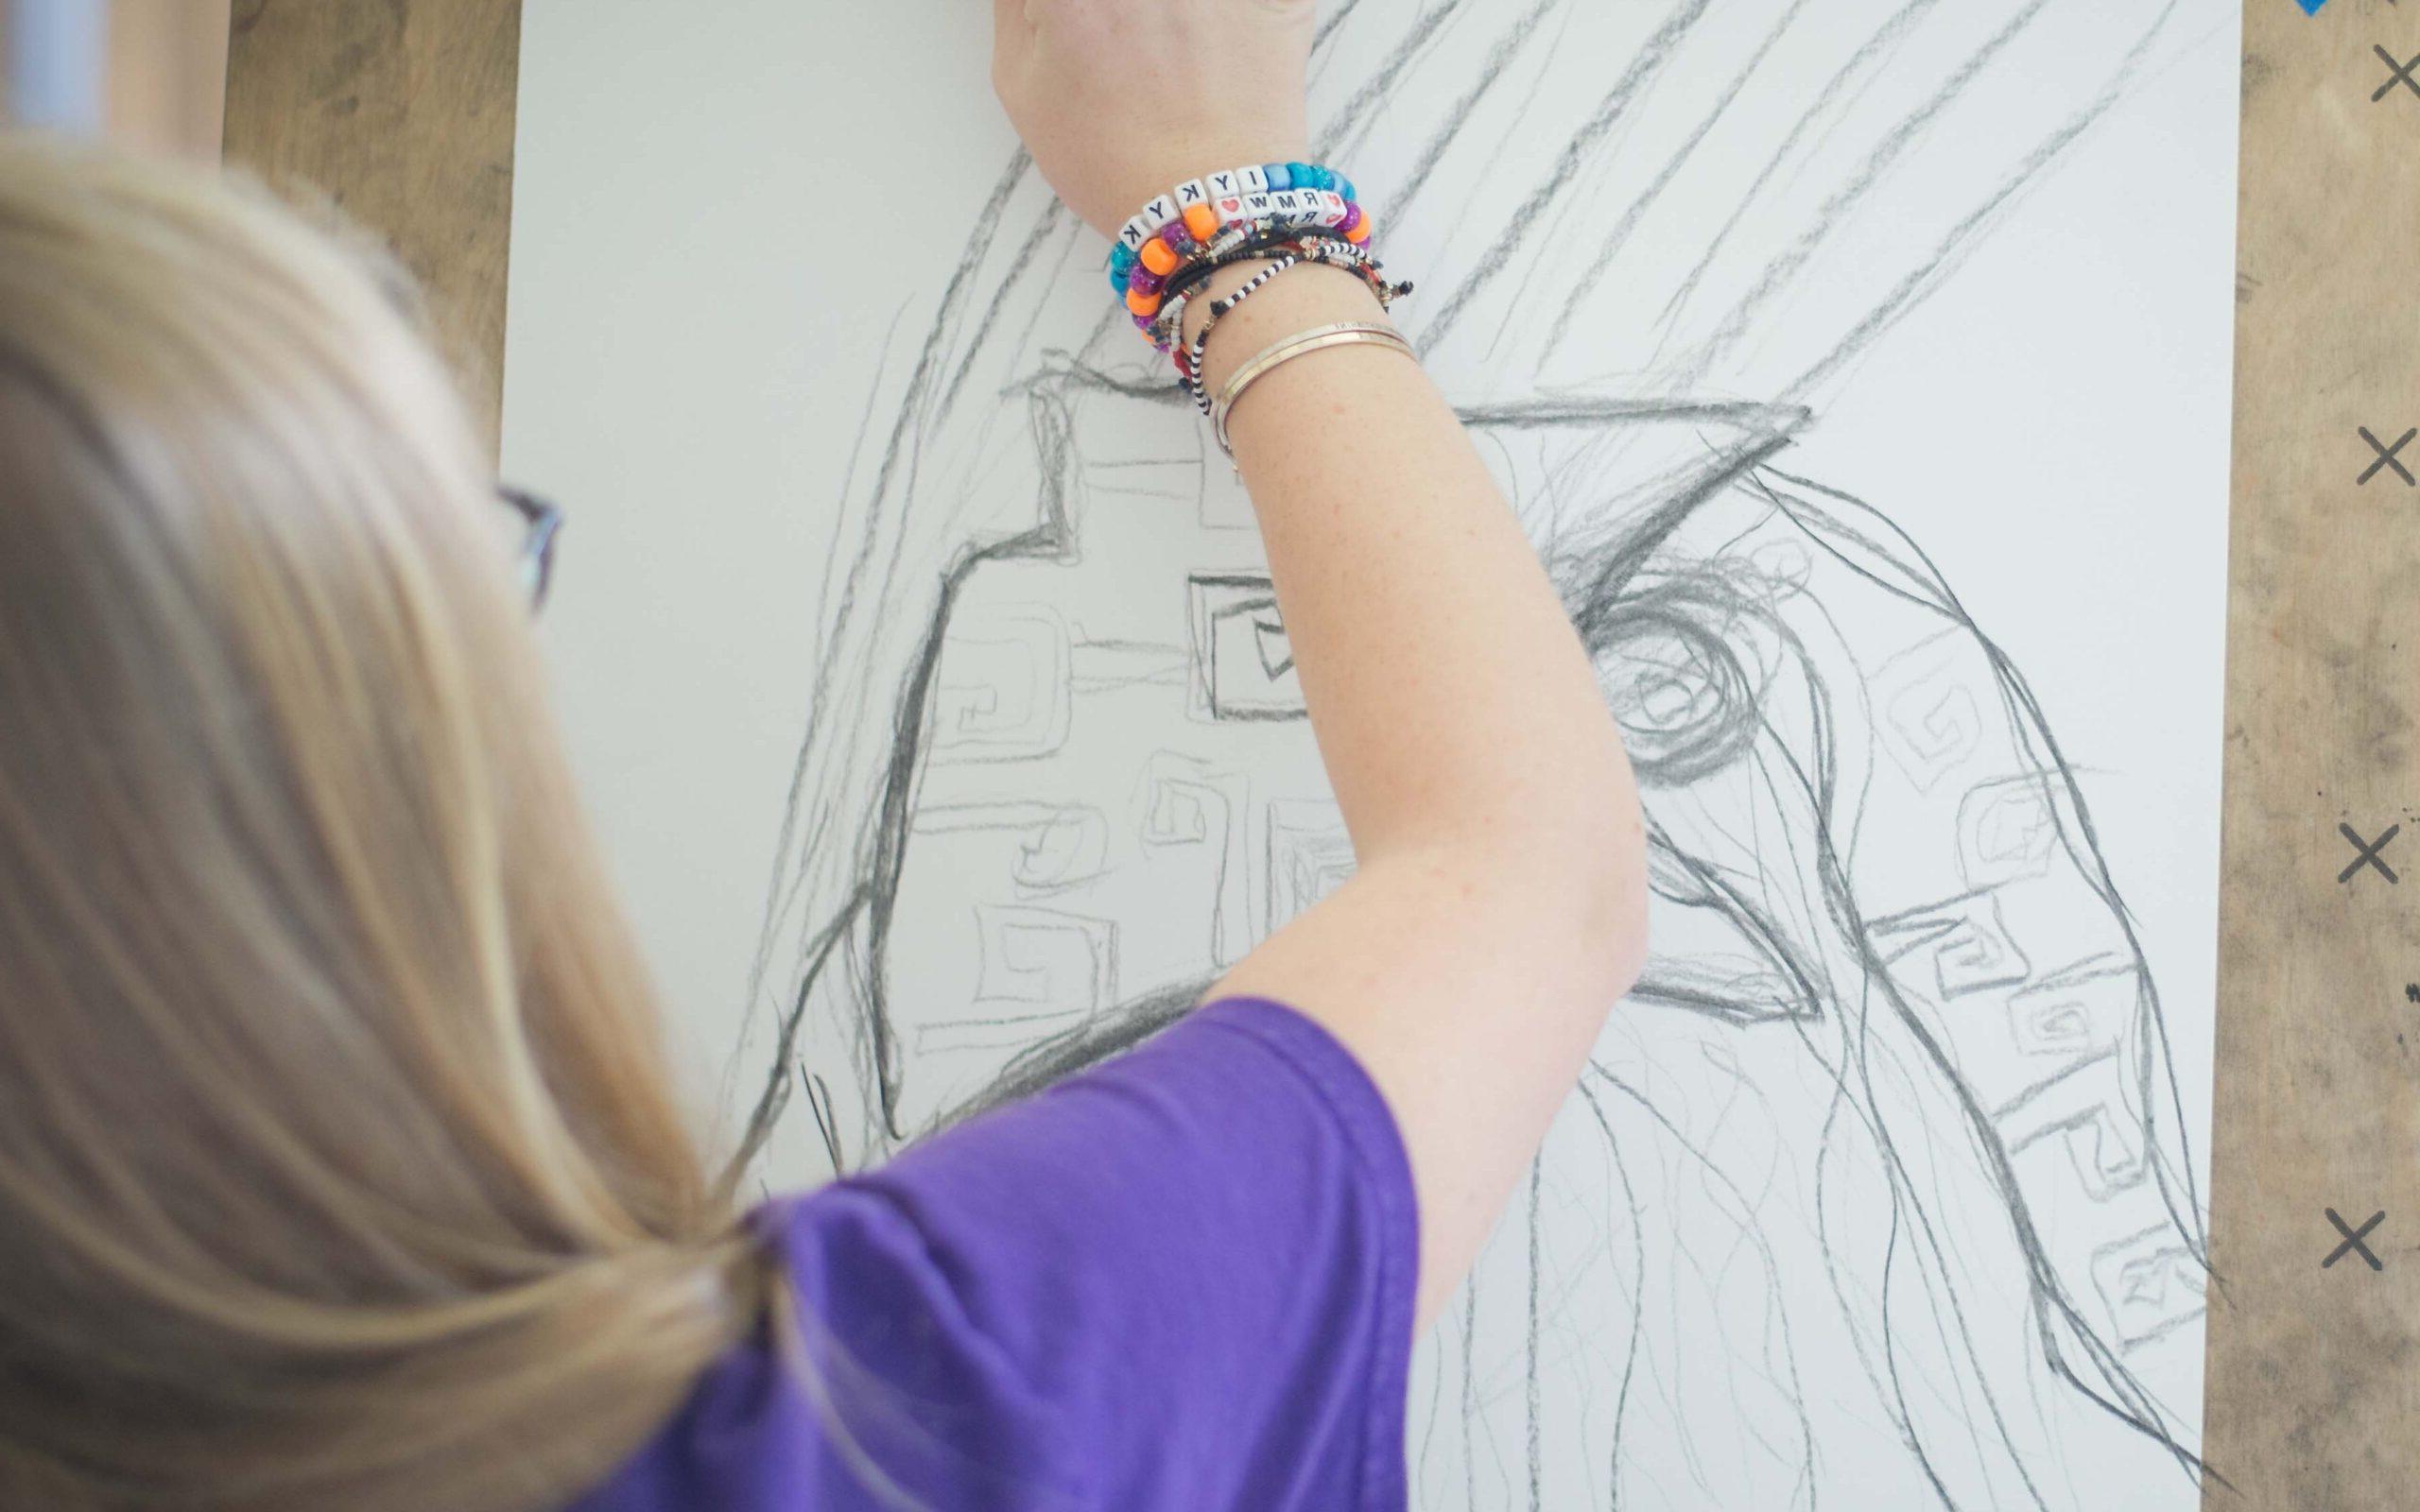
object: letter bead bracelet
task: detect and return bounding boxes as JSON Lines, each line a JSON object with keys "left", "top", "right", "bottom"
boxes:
{"left": 1106, "top": 163, "right": 1407, "bottom": 349}
{"left": 1108, "top": 162, "right": 1367, "bottom": 305}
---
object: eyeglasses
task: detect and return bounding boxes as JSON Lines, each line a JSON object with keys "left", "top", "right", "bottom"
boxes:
{"left": 499, "top": 487, "right": 564, "bottom": 610}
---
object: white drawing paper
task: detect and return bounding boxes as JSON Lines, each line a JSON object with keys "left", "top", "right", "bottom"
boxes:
{"left": 503, "top": 3, "right": 2238, "bottom": 1504}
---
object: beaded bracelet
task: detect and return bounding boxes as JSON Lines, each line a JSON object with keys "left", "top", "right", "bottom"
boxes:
{"left": 1153, "top": 229, "right": 1347, "bottom": 352}
{"left": 1142, "top": 230, "right": 1336, "bottom": 352}
{"left": 1120, "top": 203, "right": 1372, "bottom": 333}
{"left": 1109, "top": 163, "right": 1373, "bottom": 325}
{"left": 1178, "top": 254, "right": 1301, "bottom": 413}
{"left": 1115, "top": 194, "right": 1373, "bottom": 318}
{"left": 1110, "top": 161, "right": 1363, "bottom": 275}
{"left": 1162, "top": 224, "right": 1354, "bottom": 308}
{"left": 1166, "top": 238, "right": 1393, "bottom": 363}
{"left": 1150, "top": 232, "right": 1409, "bottom": 359}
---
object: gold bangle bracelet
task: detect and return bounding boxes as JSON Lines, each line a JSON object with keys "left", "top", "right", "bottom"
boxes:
{"left": 1210, "top": 321, "right": 1418, "bottom": 457}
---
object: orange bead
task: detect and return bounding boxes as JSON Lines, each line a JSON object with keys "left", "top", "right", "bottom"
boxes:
{"left": 1138, "top": 237, "right": 1180, "bottom": 276}
{"left": 1343, "top": 210, "right": 1373, "bottom": 245}
{"left": 1183, "top": 203, "right": 1219, "bottom": 241}
{"left": 1126, "top": 284, "right": 1163, "bottom": 318}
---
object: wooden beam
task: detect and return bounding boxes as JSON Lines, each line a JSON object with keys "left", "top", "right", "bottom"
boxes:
{"left": 2204, "top": 3, "right": 2420, "bottom": 1504}
{"left": 220, "top": 0, "right": 522, "bottom": 453}
{"left": 110, "top": 0, "right": 231, "bottom": 159}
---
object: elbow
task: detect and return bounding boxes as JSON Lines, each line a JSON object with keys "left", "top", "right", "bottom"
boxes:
{"left": 1581, "top": 734, "right": 1651, "bottom": 1000}
{"left": 1572, "top": 799, "right": 1650, "bottom": 1003}
{"left": 1496, "top": 781, "right": 1648, "bottom": 1005}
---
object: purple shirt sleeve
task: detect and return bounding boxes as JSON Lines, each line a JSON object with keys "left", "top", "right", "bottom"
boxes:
{"left": 568, "top": 997, "right": 1419, "bottom": 1512}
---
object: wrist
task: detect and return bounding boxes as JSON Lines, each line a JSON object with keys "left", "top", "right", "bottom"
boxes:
{"left": 1179, "top": 259, "right": 1283, "bottom": 347}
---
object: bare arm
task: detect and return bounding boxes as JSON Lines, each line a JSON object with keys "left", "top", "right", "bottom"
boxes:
{"left": 1192, "top": 261, "right": 1646, "bottom": 1329}
{"left": 992, "top": 0, "right": 1648, "bottom": 1332}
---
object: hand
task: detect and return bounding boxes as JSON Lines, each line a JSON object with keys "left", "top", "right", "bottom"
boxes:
{"left": 991, "top": 0, "right": 1315, "bottom": 241}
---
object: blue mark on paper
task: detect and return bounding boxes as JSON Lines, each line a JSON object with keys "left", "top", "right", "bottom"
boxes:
{"left": 2296, "top": 0, "right": 2326, "bottom": 13}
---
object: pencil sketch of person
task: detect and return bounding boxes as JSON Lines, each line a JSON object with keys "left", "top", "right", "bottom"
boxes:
{"left": 729, "top": 2, "right": 2217, "bottom": 1505}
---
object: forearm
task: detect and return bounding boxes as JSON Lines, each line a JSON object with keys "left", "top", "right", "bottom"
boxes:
{"left": 1191, "top": 261, "right": 1648, "bottom": 1325}
{"left": 1191, "top": 263, "right": 1640, "bottom": 899}
{"left": 993, "top": 0, "right": 1651, "bottom": 1333}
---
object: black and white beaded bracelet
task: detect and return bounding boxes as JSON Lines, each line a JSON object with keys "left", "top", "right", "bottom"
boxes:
{"left": 1181, "top": 254, "right": 1303, "bottom": 414}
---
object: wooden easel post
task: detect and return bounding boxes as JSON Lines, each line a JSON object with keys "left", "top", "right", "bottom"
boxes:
{"left": 220, "top": 0, "right": 522, "bottom": 454}
{"left": 2204, "top": 1, "right": 2420, "bottom": 1503}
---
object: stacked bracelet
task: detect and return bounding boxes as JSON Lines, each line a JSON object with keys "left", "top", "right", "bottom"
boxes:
{"left": 1103, "top": 163, "right": 1414, "bottom": 416}
{"left": 1107, "top": 162, "right": 1374, "bottom": 324}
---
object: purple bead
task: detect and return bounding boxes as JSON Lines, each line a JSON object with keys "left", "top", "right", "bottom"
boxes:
{"left": 1339, "top": 202, "right": 1364, "bottom": 236}
{"left": 1133, "top": 312, "right": 1159, "bottom": 332}
{"left": 1128, "top": 267, "right": 1165, "bottom": 298}
{"left": 1161, "top": 221, "right": 1196, "bottom": 253}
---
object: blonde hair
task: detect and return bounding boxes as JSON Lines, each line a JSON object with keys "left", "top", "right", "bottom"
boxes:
{"left": 0, "top": 137, "right": 769, "bottom": 1509}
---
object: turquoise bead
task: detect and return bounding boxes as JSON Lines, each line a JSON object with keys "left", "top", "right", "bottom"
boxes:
{"left": 1109, "top": 242, "right": 1138, "bottom": 273}
{"left": 1265, "top": 163, "right": 1293, "bottom": 191}
{"left": 1111, "top": 266, "right": 1132, "bottom": 295}
{"left": 1305, "top": 165, "right": 1334, "bottom": 192}
{"left": 1285, "top": 163, "right": 1313, "bottom": 191}
{"left": 1336, "top": 174, "right": 1357, "bottom": 202}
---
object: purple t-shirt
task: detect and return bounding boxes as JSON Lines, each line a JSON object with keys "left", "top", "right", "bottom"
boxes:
{"left": 568, "top": 998, "right": 1417, "bottom": 1510}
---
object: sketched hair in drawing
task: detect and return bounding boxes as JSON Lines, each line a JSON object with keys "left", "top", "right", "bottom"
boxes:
{"left": 734, "top": 2, "right": 2212, "bottom": 1506}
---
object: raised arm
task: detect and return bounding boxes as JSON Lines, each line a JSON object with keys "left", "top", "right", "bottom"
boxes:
{"left": 991, "top": 0, "right": 1648, "bottom": 1331}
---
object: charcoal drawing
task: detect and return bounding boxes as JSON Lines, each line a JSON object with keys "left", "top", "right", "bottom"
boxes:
{"left": 720, "top": 4, "right": 2223, "bottom": 1504}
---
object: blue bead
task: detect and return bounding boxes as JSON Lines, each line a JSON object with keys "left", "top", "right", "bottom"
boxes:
{"left": 1305, "top": 165, "right": 1334, "bottom": 191}
{"left": 1265, "top": 163, "right": 1293, "bottom": 191}
{"left": 1110, "top": 266, "right": 1132, "bottom": 295}
{"left": 1286, "top": 163, "right": 1313, "bottom": 192}
{"left": 1109, "top": 242, "right": 1137, "bottom": 273}
{"left": 1336, "top": 175, "right": 1357, "bottom": 202}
